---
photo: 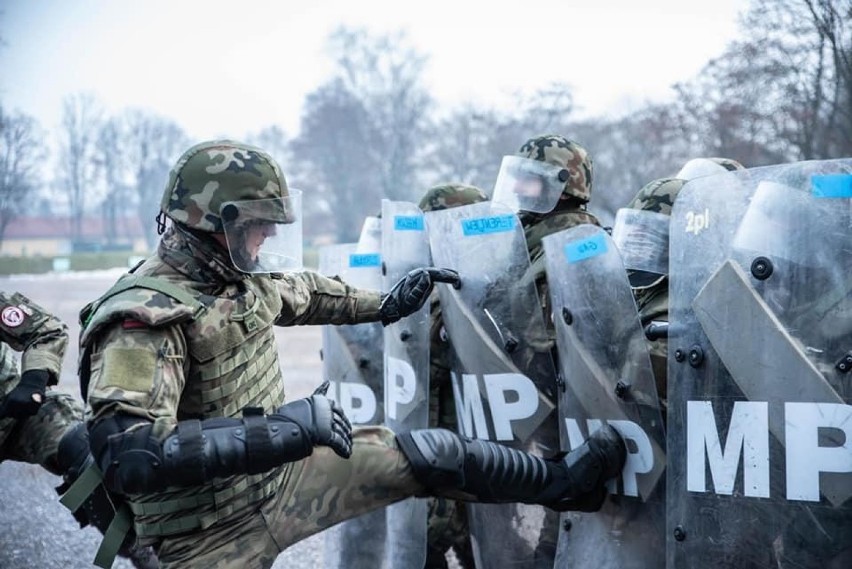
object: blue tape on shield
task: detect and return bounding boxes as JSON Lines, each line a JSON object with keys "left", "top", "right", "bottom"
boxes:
{"left": 349, "top": 253, "right": 381, "bottom": 268}
{"left": 394, "top": 215, "right": 424, "bottom": 231}
{"left": 564, "top": 234, "right": 608, "bottom": 263}
{"left": 461, "top": 214, "right": 516, "bottom": 236}
{"left": 812, "top": 174, "right": 852, "bottom": 198}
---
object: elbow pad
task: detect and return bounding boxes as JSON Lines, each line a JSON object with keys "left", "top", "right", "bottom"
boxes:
{"left": 91, "top": 409, "right": 314, "bottom": 495}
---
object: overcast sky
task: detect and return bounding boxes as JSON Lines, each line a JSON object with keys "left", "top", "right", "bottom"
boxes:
{"left": 1, "top": 0, "right": 744, "bottom": 142}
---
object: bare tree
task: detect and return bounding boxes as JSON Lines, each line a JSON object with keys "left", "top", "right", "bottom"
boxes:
{"left": 95, "top": 116, "right": 134, "bottom": 244}
{"left": 57, "top": 93, "right": 103, "bottom": 244}
{"left": 247, "top": 125, "right": 290, "bottom": 167}
{"left": 327, "top": 26, "right": 433, "bottom": 202}
{"left": 424, "top": 104, "right": 535, "bottom": 193}
{"left": 0, "top": 106, "right": 45, "bottom": 245}
{"left": 292, "top": 79, "right": 379, "bottom": 242}
{"left": 121, "top": 109, "right": 189, "bottom": 248}
{"left": 670, "top": 0, "right": 852, "bottom": 163}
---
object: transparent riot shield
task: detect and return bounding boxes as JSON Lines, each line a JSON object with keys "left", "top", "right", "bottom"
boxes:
{"left": 543, "top": 225, "right": 666, "bottom": 568}
{"left": 381, "top": 201, "right": 430, "bottom": 567}
{"left": 667, "top": 160, "right": 852, "bottom": 569}
{"left": 426, "top": 201, "right": 560, "bottom": 569}
{"left": 319, "top": 241, "right": 387, "bottom": 569}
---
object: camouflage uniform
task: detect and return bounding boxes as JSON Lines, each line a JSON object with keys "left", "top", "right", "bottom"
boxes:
{"left": 624, "top": 177, "right": 686, "bottom": 404}
{"left": 80, "top": 141, "right": 427, "bottom": 568}
{"left": 626, "top": 158, "right": 745, "bottom": 404}
{"left": 0, "top": 291, "right": 81, "bottom": 473}
{"left": 515, "top": 135, "right": 600, "bottom": 380}
{"left": 418, "top": 183, "right": 488, "bottom": 569}
{"left": 515, "top": 135, "right": 600, "bottom": 562}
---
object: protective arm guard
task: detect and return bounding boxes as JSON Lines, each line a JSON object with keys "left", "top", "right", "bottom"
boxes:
{"left": 396, "top": 426, "right": 626, "bottom": 512}
{"left": 90, "top": 408, "right": 314, "bottom": 495}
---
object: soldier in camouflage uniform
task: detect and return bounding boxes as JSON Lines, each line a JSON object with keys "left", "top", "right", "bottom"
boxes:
{"left": 0, "top": 291, "right": 81, "bottom": 471}
{"left": 417, "top": 183, "right": 489, "bottom": 569}
{"left": 499, "top": 135, "right": 601, "bottom": 366}
{"left": 78, "top": 140, "right": 626, "bottom": 569}
{"left": 512, "top": 135, "right": 601, "bottom": 562}
{"left": 623, "top": 158, "right": 745, "bottom": 407}
{"left": 0, "top": 292, "right": 159, "bottom": 568}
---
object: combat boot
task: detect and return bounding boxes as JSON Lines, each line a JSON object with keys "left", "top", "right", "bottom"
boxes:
{"left": 397, "top": 423, "right": 626, "bottom": 512}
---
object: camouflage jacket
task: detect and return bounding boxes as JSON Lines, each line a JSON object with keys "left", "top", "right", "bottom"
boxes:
{"left": 0, "top": 291, "right": 68, "bottom": 396}
{"left": 81, "top": 226, "right": 382, "bottom": 540}
{"left": 520, "top": 208, "right": 600, "bottom": 352}
{"left": 633, "top": 278, "right": 669, "bottom": 405}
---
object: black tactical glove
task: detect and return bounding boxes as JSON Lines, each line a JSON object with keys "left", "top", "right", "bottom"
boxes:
{"left": 0, "top": 369, "right": 50, "bottom": 419}
{"left": 274, "top": 381, "right": 353, "bottom": 458}
{"left": 379, "top": 267, "right": 461, "bottom": 325}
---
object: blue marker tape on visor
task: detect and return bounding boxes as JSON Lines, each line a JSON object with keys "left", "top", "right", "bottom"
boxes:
{"left": 564, "top": 233, "right": 608, "bottom": 263}
{"left": 394, "top": 215, "right": 424, "bottom": 231}
{"left": 812, "top": 174, "right": 852, "bottom": 198}
{"left": 349, "top": 253, "right": 381, "bottom": 267}
{"left": 461, "top": 214, "right": 517, "bottom": 236}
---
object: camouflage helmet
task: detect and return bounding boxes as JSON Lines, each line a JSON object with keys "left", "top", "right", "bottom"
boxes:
{"left": 160, "top": 140, "right": 290, "bottom": 233}
{"left": 627, "top": 177, "right": 687, "bottom": 216}
{"left": 516, "top": 134, "right": 593, "bottom": 203}
{"left": 418, "top": 183, "right": 489, "bottom": 212}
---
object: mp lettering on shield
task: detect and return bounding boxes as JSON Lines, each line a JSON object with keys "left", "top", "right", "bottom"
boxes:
{"left": 687, "top": 401, "right": 852, "bottom": 503}
{"left": 328, "top": 380, "right": 378, "bottom": 425}
{"left": 385, "top": 356, "right": 417, "bottom": 421}
{"left": 452, "top": 372, "right": 540, "bottom": 442}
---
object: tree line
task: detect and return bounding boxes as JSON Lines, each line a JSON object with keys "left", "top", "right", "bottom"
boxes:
{"left": 1, "top": 0, "right": 849, "bottom": 248}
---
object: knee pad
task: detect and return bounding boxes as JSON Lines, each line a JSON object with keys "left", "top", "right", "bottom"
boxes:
{"left": 396, "top": 428, "right": 466, "bottom": 490}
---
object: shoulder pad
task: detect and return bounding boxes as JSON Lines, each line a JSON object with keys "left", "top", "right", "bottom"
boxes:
{"left": 81, "top": 287, "right": 202, "bottom": 348}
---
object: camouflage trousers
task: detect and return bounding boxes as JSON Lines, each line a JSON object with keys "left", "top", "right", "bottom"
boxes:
{"left": 154, "top": 425, "right": 424, "bottom": 569}
{"left": 0, "top": 391, "right": 83, "bottom": 474}
{"left": 425, "top": 378, "right": 475, "bottom": 569}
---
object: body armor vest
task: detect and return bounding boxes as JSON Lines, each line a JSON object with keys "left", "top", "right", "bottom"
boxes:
{"left": 81, "top": 258, "right": 289, "bottom": 540}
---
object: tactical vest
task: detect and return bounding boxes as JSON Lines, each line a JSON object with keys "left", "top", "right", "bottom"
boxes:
{"left": 79, "top": 261, "right": 288, "bottom": 541}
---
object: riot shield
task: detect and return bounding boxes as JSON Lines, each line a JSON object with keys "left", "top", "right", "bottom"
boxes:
{"left": 667, "top": 160, "right": 852, "bottom": 569}
{"left": 543, "top": 225, "right": 666, "bottom": 568}
{"left": 381, "top": 200, "right": 431, "bottom": 567}
{"left": 319, "top": 241, "right": 387, "bottom": 569}
{"left": 426, "top": 201, "right": 560, "bottom": 569}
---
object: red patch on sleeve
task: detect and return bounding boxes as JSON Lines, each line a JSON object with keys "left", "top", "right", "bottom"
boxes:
{"left": 121, "top": 319, "right": 148, "bottom": 330}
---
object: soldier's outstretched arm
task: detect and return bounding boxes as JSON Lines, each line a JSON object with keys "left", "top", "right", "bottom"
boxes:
{"left": 274, "top": 267, "right": 460, "bottom": 327}
{"left": 87, "top": 323, "right": 352, "bottom": 496}
{"left": 0, "top": 291, "right": 69, "bottom": 419}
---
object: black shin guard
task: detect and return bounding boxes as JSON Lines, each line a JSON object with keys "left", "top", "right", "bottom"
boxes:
{"left": 397, "top": 425, "right": 626, "bottom": 512}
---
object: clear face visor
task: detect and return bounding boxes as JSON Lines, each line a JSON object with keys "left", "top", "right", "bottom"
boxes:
{"left": 611, "top": 208, "right": 670, "bottom": 277}
{"left": 357, "top": 216, "right": 382, "bottom": 254}
{"left": 221, "top": 190, "right": 303, "bottom": 274}
{"left": 490, "top": 155, "right": 568, "bottom": 213}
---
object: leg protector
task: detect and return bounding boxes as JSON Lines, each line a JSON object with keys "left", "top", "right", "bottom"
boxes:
{"left": 397, "top": 425, "right": 626, "bottom": 513}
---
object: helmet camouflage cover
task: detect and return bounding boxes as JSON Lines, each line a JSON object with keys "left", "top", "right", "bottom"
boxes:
{"left": 517, "top": 134, "right": 593, "bottom": 203}
{"left": 627, "top": 177, "right": 687, "bottom": 216}
{"left": 418, "top": 183, "right": 489, "bottom": 212}
{"left": 161, "top": 140, "right": 291, "bottom": 233}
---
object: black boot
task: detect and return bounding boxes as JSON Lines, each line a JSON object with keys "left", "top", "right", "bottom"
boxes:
{"left": 397, "top": 424, "right": 626, "bottom": 512}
